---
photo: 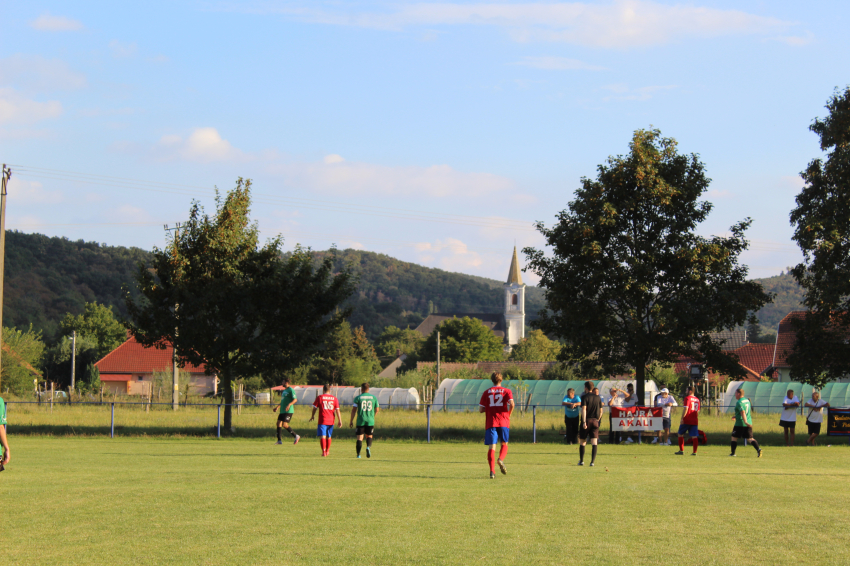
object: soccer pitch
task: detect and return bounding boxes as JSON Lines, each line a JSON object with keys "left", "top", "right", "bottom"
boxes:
{"left": 5, "top": 435, "right": 850, "bottom": 566}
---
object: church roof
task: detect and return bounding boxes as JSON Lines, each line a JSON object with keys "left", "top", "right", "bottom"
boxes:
{"left": 507, "top": 246, "right": 523, "bottom": 285}
{"left": 414, "top": 313, "right": 506, "bottom": 340}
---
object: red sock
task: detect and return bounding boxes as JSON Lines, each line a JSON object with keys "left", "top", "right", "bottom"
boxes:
{"left": 499, "top": 444, "right": 509, "bottom": 461}
{"left": 692, "top": 438, "right": 698, "bottom": 454}
{"left": 487, "top": 450, "right": 495, "bottom": 473}
{"left": 678, "top": 436, "right": 685, "bottom": 451}
{"left": 326, "top": 437, "right": 332, "bottom": 453}
{"left": 320, "top": 437, "right": 326, "bottom": 453}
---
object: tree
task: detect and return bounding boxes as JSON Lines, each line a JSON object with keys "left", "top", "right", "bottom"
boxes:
{"left": 524, "top": 129, "right": 772, "bottom": 402}
{"left": 313, "top": 321, "right": 381, "bottom": 385}
{"left": 374, "top": 325, "right": 424, "bottom": 359}
{"left": 789, "top": 87, "right": 850, "bottom": 388}
{"left": 509, "top": 329, "right": 561, "bottom": 361}
{"left": 1, "top": 325, "right": 45, "bottom": 395}
{"left": 60, "top": 302, "right": 127, "bottom": 359}
{"left": 126, "top": 179, "right": 355, "bottom": 430}
{"left": 420, "top": 316, "right": 505, "bottom": 363}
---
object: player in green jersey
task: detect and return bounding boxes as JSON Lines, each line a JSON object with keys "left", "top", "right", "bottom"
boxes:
{"left": 0, "top": 396, "right": 9, "bottom": 470}
{"left": 350, "top": 382, "right": 379, "bottom": 459}
{"left": 730, "top": 388, "right": 762, "bottom": 458}
{"left": 272, "top": 378, "right": 300, "bottom": 445}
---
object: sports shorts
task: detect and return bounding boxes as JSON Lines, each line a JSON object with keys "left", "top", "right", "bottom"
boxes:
{"left": 807, "top": 421, "right": 822, "bottom": 435}
{"left": 678, "top": 423, "right": 699, "bottom": 437}
{"left": 732, "top": 425, "right": 754, "bottom": 439}
{"left": 355, "top": 425, "right": 375, "bottom": 436}
{"left": 317, "top": 424, "right": 334, "bottom": 438}
{"left": 779, "top": 419, "right": 796, "bottom": 429}
{"left": 579, "top": 418, "right": 599, "bottom": 440}
{"left": 484, "top": 427, "right": 510, "bottom": 445}
{"left": 277, "top": 413, "right": 293, "bottom": 424}
{"left": 662, "top": 417, "right": 671, "bottom": 430}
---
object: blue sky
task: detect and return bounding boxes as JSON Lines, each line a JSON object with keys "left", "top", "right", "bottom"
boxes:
{"left": 2, "top": 1, "right": 848, "bottom": 283}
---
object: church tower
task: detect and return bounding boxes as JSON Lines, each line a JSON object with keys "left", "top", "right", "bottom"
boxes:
{"left": 504, "top": 247, "right": 526, "bottom": 346}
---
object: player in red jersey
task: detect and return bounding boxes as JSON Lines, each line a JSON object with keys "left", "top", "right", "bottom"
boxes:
{"left": 309, "top": 384, "right": 342, "bottom": 457}
{"left": 676, "top": 386, "right": 701, "bottom": 456}
{"left": 479, "top": 372, "right": 515, "bottom": 479}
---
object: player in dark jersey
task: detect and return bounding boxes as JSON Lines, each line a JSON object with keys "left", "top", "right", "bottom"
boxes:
{"left": 579, "top": 381, "right": 603, "bottom": 467}
{"left": 309, "top": 384, "right": 342, "bottom": 457}
{"left": 479, "top": 372, "right": 515, "bottom": 479}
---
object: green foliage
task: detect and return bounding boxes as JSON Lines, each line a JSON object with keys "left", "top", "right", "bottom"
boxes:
{"left": 525, "top": 129, "right": 773, "bottom": 400}
{"left": 313, "top": 321, "right": 380, "bottom": 385}
{"left": 60, "top": 302, "right": 127, "bottom": 359}
{"left": 746, "top": 320, "right": 777, "bottom": 344}
{"left": 499, "top": 364, "right": 540, "bottom": 381}
{"left": 645, "top": 362, "right": 685, "bottom": 394}
{"left": 374, "top": 325, "right": 425, "bottom": 359}
{"left": 3, "top": 230, "right": 149, "bottom": 342}
{"left": 1, "top": 325, "right": 45, "bottom": 395}
{"left": 509, "top": 329, "right": 561, "bottom": 361}
{"left": 42, "top": 332, "right": 100, "bottom": 389}
{"left": 84, "top": 363, "right": 100, "bottom": 393}
{"left": 540, "top": 363, "right": 581, "bottom": 381}
{"left": 751, "top": 271, "right": 804, "bottom": 330}
{"left": 126, "top": 179, "right": 356, "bottom": 429}
{"left": 789, "top": 87, "right": 850, "bottom": 387}
{"left": 420, "top": 316, "right": 506, "bottom": 363}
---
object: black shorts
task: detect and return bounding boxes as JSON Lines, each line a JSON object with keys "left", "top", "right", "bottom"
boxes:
{"left": 579, "top": 418, "right": 599, "bottom": 440}
{"left": 662, "top": 417, "right": 671, "bottom": 430}
{"left": 779, "top": 419, "right": 796, "bottom": 429}
{"left": 732, "top": 426, "right": 753, "bottom": 439}
{"left": 807, "top": 421, "right": 822, "bottom": 435}
{"left": 277, "top": 413, "right": 293, "bottom": 424}
{"left": 356, "top": 425, "right": 375, "bottom": 436}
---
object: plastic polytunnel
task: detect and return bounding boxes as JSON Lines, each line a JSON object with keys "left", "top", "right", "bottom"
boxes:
{"left": 721, "top": 381, "right": 850, "bottom": 414}
{"left": 293, "top": 386, "right": 421, "bottom": 410}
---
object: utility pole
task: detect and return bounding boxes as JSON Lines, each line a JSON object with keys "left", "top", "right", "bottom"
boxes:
{"left": 164, "top": 223, "right": 181, "bottom": 410}
{"left": 436, "top": 331, "right": 441, "bottom": 388}
{"left": 70, "top": 330, "right": 76, "bottom": 392}
{"left": 0, "top": 165, "right": 9, "bottom": 390}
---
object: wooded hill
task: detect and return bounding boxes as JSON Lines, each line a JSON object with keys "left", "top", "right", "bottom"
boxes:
{"left": 2, "top": 231, "right": 804, "bottom": 342}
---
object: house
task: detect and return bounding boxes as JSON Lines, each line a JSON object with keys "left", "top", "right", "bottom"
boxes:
{"left": 414, "top": 247, "right": 526, "bottom": 349}
{"left": 94, "top": 335, "right": 217, "bottom": 396}
{"left": 766, "top": 311, "right": 850, "bottom": 383}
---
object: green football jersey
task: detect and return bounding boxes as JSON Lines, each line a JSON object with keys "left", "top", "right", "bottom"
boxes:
{"left": 354, "top": 393, "right": 378, "bottom": 427}
{"left": 735, "top": 398, "right": 752, "bottom": 427}
{"left": 0, "top": 397, "right": 5, "bottom": 426}
{"left": 279, "top": 387, "right": 296, "bottom": 414}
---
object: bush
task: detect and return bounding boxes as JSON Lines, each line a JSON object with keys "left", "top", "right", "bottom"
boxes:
{"left": 500, "top": 364, "right": 539, "bottom": 381}
{"left": 540, "top": 363, "right": 581, "bottom": 381}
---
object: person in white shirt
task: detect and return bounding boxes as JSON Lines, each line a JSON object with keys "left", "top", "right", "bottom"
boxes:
{"left": 607, "top": 388, "right": 624, "bottom": 445}
{"left": 652, "top": 388, "right": 677, "bottom": 445}
{"left": 804, "top": 391, "right": 830, "bottom": 446}
{"left": 779, "top": 389, "right": 800, "bottom": 446}
{"left": 620, "top": 383, "right": 639, "bottom": 444}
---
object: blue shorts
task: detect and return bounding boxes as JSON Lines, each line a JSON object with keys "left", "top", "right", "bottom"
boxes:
{"left": 484, "top": 427, "right": 510, "bottom": 445}
{"left": 678, "top": 424, "right": 699, "bottom": 437}
{"left": 317, "top": 424, "right": 334, "bottom": 438}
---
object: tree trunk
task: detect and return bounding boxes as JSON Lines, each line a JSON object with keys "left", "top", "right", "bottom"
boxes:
{"left": 222, "top": 366, "right": 233, "bottom": 433}
{"left": 635, "top": 362, "right": 646, "bottom": 406}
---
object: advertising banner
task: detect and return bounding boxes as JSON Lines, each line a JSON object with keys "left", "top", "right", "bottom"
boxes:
{"left": 611, "top": 406, "right": 663, "bottom": 431}
{"left": 827, "top": 407, "right": 850, "bottom": 436}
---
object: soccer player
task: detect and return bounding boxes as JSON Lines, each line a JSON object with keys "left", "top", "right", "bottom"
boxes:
{"left": 310, "top": 384, "right": 342, "bottom": 456}
{"left": 676, "top": 386, "right": 700, "bottom": 455}
{"left": 350, "top": 382, "right": 379, "bottom": 458}
{"left": 479, "top": 372, "right": 514, "bottom": 479}
{"left": 0, "top": 395, "right": 9, "bottom": 471}
{"left": 272, "top": 378, "right": 300, "bottom": 445}
{"left": 579, "top": 381, "right": 603, "bottom": 467}
{"left": 730, "top": 387, "right": 762, "bottom": 458}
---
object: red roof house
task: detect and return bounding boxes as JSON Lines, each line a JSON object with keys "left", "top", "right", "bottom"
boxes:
{"left": 95, "top": 336, "right": 216, "bottom": 396}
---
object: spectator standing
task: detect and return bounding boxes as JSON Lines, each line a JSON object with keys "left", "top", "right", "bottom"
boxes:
{"left": 620, "top": 384, "right": 638, "bottom": 444}
{"left": 804, "top": 391, "right": 830, "bottom": 446}
{"left": 653, "top": 388, "right": 677, "bottom": 445}
{"left": 779, "top": 389, "right": 800, "bottom": 447}
{"left": 562, "top": 388, "right": 581, "bottom": 444}
{"left": 607, "top": 387, "right": 624, "bottom": 445}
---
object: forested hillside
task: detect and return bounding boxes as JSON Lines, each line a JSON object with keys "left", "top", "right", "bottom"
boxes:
{"left": 751, "top": 271, "right": 805, "bottom": 330}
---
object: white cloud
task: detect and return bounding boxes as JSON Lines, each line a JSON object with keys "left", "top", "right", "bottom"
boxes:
{"left": 0, "top": 55, "right": 87, "bottom": 91}
{"left": 0, "top": 88, "right": 62, "bottom": 124}
{"left": 323, "top": 154, "right": 345, "bottom": 164}
{"left": 770, "top": 31, "right": 814, "bottom": 47}
{"left": 156, "top": 127, "right": 246, "bottom": 163}
{"left": 109, "top": 40, "right": 139, "bottom": 58}
{"left": 7, "top": 179, "right": 63, "bottom": 204}
{"left": 30, "top": 12, "right": 83, "bottom": 32}
{"left": 780, "top": 175, "right": 805, "bottom": 191}
{"left": 249, "top": 0, "right": 791, "bottom": 48}
{"left": 511, "top": 56, "right": 605, "bottom": 71}
{"left": 415, "top": 237, "right": 484, "bottom": 271}
{"left": 602, "top": 83, "right": 676, "bottom": 101}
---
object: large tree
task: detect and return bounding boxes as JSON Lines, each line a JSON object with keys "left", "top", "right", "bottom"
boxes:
{"left": 524, "top": 129, "right": 772, "bottom": 401}
{"left": 126, "top": 179, "right": 355, "bottom": 430}
{"left": 788, "top": 87, "right": 850, "bottom": 387}
{"left": 60, "top": 302, "right": 127, "bottom": 359}
{"left": 421, "top": 316, "right": 505, "bottom": 363}
{"left": 509, "top": 329, "right": 561, "bottom": 362}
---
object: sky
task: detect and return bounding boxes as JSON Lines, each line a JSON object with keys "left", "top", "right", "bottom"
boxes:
{"left": 2, "top": 0, "right": 848, "bottom": 285}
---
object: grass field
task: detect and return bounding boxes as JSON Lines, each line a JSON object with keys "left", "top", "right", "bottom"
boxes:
{"left": 4, "top": 408, "right": 850, "bottom": 565}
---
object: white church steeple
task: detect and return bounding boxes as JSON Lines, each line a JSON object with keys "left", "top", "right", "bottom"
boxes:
{"left": 504, "top": 247, "right": 526, "bottom": 346}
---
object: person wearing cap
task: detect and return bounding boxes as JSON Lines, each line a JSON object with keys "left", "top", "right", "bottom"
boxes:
{"left": 653, "top": 388, "right": 677, "bottom": 445}
{"left": 779, "top": 389, "right": 800, "bottom": 446}
{"left": 620, "top": 383, "right": 638, "bottom": 444}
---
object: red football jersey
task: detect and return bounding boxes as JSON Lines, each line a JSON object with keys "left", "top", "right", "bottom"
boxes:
{"left": 313, "top": 394, "right": 339, "bottom": 425}
{"left": 682, "top": 395, "right": 701, "bottom": 425}
{"left": 479, "top": 386, "right": 514, "bottom": 429}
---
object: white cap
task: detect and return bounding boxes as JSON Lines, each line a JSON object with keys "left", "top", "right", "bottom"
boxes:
{"left": 660, "top": 388, "right": 669, "bottom": 393}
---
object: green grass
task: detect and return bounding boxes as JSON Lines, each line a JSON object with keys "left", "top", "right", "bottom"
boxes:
{"left": 4, "top": 433, "right": 850, "bottom": 565}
